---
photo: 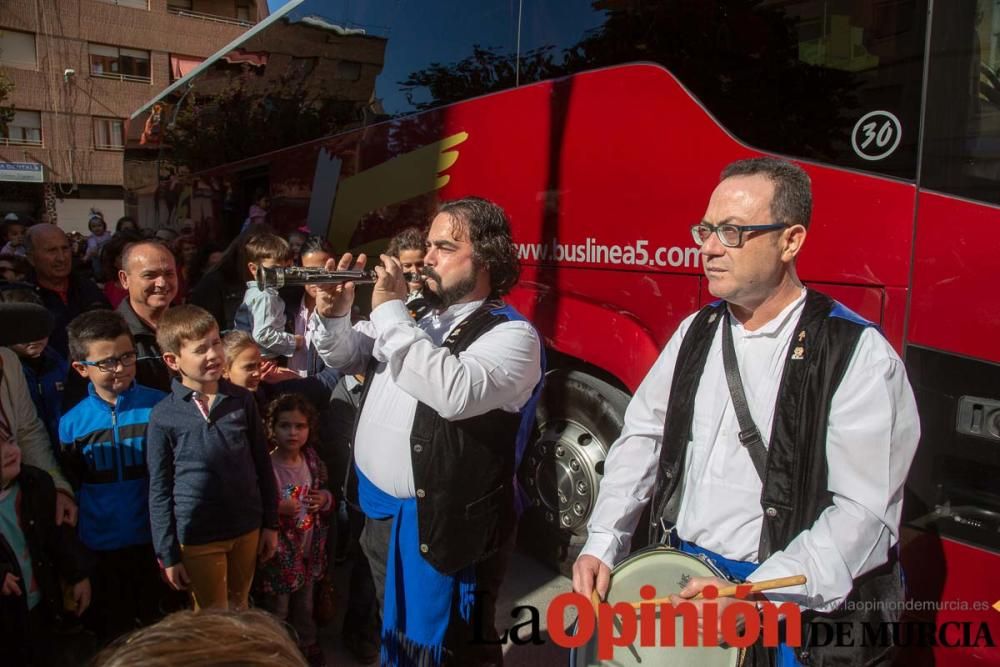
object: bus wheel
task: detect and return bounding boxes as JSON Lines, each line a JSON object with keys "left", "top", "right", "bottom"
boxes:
{"left": 517, "top": 369, "right": 630, "bottom": 576}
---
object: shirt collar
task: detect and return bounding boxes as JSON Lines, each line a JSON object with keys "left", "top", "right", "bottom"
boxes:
{"left": 171, "top": 377, "right": 239, "bottom": 400}
{"left": 728, "top": 288, "right": 807, "bottom": 338}
{"left": 429, "top": 298, "right": 485, "bottom": 327}
{"left": 117, "top": 298, "right": 155, "bottom": 337}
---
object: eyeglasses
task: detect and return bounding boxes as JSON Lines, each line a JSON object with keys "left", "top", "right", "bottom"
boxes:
{"left": 691, "top": 222, "right": 788, "bottom": 248}
{"left": 79, "top": 351, "right": 138, "bottom": 373}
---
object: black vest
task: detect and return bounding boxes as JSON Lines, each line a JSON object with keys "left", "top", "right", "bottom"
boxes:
{"left": 651, "top": 290, "right": 902, "bottom": 667}
{"left": 354, "top": 299, "right": 542, "bottom": 575}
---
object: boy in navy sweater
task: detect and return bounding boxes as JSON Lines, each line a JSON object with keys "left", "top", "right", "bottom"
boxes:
{"left": 60, "top": 311, "right": 166, "bottom": 643}
{"left": 147, "top": 304, "right": 278, "bottom": 610}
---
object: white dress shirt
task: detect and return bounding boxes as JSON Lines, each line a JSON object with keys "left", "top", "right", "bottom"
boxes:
{"left": 581, "top": 290, "right": 920, "bottom": 611}
{"left": 311, "top": 298, "right": 543, "bottom": 498}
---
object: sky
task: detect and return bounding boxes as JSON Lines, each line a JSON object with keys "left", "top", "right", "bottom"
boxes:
{"left": 259, "top": 0, "right": 605, "bottom": 113}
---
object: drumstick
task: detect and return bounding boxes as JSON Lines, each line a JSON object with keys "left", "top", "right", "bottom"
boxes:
{"left": 591, "top": 589, "right": 642, "bottom": 662}
{"left": 628, "top": 574, "right": 807, "bottom": 608}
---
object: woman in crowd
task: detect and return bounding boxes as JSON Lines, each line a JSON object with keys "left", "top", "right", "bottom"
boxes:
{"left": 114, "top": 217, "right": 138, "bottom": 235}
{"left": 97, "top": 231, "right": 143, "bottom": 307}
{"left": 172, "top": 235, "right": 200, "bottom": 303}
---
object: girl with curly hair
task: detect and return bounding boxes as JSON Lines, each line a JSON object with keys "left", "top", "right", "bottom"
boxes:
{"left": 255, "top": 394, "right": 333, "bottom": 667}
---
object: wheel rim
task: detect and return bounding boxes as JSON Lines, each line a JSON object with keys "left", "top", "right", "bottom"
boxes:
{"left": 520, "top": 418, "right": 607, "bottom": 533}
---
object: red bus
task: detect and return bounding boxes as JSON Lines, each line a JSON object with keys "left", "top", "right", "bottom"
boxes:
{"left": 126, "top": 1, "right": 1000, "bottom": 663}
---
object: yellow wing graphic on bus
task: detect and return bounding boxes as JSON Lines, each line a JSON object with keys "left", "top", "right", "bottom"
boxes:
{"left": 327, "top": 131, "right": 469, "bottom": 251}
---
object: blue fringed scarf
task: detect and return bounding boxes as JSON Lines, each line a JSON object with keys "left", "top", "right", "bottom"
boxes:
{"left": 678, "top": 540, "right": 802, "bottom": 667}
{"left": 356, "top": 467, "right": 476, "bottom": 667}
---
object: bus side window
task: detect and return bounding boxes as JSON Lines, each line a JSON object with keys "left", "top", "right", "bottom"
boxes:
{"left": 922, "top": 1, "right": 1000, "bottom": 206}
{"left": 518, "top": 0, "right": 928, "bottom": 182}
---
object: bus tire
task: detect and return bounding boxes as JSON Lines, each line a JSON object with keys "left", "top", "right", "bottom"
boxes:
{"left": 517, "top": 369, "right": 631, "bottom": 576}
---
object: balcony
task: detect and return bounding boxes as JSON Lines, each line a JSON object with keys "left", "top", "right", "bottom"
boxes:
{"left": 91, "top": 72, "right": 152, "bottom": 84}
{"left": 0, "top": 136, "right": 43, "bottom": 148}
{"left": 166, "top": 7, "right": 255, "bottom": 29}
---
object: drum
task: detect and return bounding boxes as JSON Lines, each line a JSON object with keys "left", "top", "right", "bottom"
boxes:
{"left": 570, "top": 545, "right": 744, "bottom": 666}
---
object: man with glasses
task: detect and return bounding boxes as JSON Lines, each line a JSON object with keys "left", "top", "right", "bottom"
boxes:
{"left": 60, "top": 310, "right": 168, "bottom": 644}
{"left": 117, "top": 241, "right": 179, "bottom": 392}
{"left": 573, "top": 157, "right": 920, "bottom": 666}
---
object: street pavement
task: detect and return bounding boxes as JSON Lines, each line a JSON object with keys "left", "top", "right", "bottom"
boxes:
{"left": 321, "top": 549, "right": 575, "bottom": 666}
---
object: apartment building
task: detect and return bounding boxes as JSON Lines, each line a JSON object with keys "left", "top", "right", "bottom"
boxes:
{"left": 0, "top": 0, "right": 267, "bottom": 232}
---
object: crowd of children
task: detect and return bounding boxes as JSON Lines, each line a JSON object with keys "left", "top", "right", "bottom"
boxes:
{"left": 1, "top": 300, "right": 336, "bottom": 665}
{"left": 0, "top": 222, "right": 430, "bottom": 666}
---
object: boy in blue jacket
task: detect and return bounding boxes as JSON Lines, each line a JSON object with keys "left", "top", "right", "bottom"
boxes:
{"left": 60, "top": 310, "right": 167, "bottom": 644}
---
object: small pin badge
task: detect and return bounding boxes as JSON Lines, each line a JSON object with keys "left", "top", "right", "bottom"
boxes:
{"left": 708, "top": 313, "right": 717, "bottom": 324}
{"left": 792, "top": 346, "right": 805, "bottom": 360}
{"left": 798, "top": 331, "right": 806, "bottom": 342}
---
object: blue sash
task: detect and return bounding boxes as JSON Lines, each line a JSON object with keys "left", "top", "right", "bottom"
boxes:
{"left": 678, "top": 540, "right": 802, "bottom": 667}
{"left": 356, "top": 467, "right": 476, "bottom": 666}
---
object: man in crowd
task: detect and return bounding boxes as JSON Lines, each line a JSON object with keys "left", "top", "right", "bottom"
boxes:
{"left": 117, "top": 241, "right": 179, "bottom": 391}
{"left": 573, "top": 157, "right": 920, "bottom": 666}
{"left": 313, "top": 197, "right": 543, "bottom": 666}
{"left": 26, "top": 224, "right": 109, "bottom": 358}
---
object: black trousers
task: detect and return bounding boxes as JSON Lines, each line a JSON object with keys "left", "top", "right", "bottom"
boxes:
{"left": 84, "top": 543, "right": 169, "bottom": 644}
{"left": 341, "top": 502, "right": 380, "bottom": 644}
{"left": 360, "top": 516, "right": 515, "bottom": 667}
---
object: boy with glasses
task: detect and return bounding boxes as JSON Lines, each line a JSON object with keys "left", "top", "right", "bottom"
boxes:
{"left": 60, "top": 311, "right": 168, "bottom": 644}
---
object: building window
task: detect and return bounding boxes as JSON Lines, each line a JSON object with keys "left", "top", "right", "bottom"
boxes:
{"left": 1, "top": 110, "right": 42, "bottom": 147}
{"left": 89, "top": 44, "right": 151, "bottom": 83}
{"left": 93, "top": 117, "right": 124, "bottom": 150}
{"left": 922, "top": 1, "right": 1000, "bottom": 205}
{"left": 0, "top": 29, "right": 37, "bottom": 70}
{"left": 167, "top": 0, "right": 193, "bottom": 10}
{"left": 95, "top": 0, "right": 149, "bottom": 8}
{"left": 287, "top": 57, "right": 318, "bottom": 79}
{"left": 236, "top": 2, "right": 252, "bottom": 22}
{"left": 335, "top": 60, "right": 362, "bottom": 81}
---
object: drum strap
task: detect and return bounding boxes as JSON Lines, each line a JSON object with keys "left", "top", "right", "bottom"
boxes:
{"left": 721, "top": 309, "right": 769, "bottom": 482}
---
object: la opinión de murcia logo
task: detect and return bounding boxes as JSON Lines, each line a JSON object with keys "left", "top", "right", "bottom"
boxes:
{"left": 468, "top": 591, "right": 1000, "bottom": 656}
{"left": 549, "top": 584, "right": 798, "bottom": 660}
